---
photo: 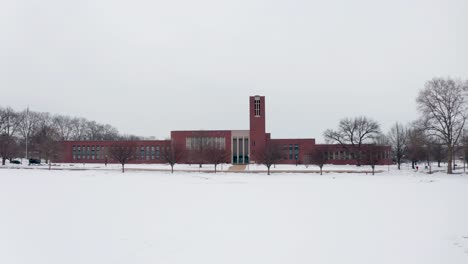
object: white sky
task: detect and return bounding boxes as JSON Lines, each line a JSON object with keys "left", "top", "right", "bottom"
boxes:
{"left": 1, "top": 0, "right": 467, "bottom": 142}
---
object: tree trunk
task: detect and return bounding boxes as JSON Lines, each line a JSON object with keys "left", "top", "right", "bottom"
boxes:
{"left": 122, "top": 164, "right": 125, "bottom": 173}
{"left": 320, "top": 167, "right": 323, "bottom": 175}
{"left": 397, "top": 159, "right": 401, "bottom": 170}
{"left": 356, "top": 152, "right": 362, "bottom": 166}
{"left": 214, "top": 164, "right": 217, "bottom": 173}
{"left": 447, "top": 147, "right": 453, "bottom": 174}
{"left": 267, "top": 166, "right": 270, "bottom": 175}
{"left": 2, "top": 158, "right": 5, "bottom": 165}
{"left": 438, "top": 160, "right": 441, "bottom": 167}
{"left": 171, "top": 165, "right": 174, "bottom": 174}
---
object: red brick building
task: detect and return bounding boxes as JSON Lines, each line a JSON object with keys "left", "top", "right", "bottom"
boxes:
{"left": 59, "top": 96, "right": 391, "bottom": 165}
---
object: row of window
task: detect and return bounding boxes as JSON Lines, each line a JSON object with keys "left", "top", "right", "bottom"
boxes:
{"left": 233, "top": 137, "right": 249, "bottom": 155}
{"left": 71, "top": 145, "right": 167, "bottom": 161}
{"left": 324, "top": 151, "right": 390, "bottom": 160}
{"left": 186, "top": 137, "right": 226, "bottom": 150}
{"left": 283, "top": 144, "right": 299, "bottom": 160}
{"left": 72, "top": 145, "right": 107, "bottom": 160}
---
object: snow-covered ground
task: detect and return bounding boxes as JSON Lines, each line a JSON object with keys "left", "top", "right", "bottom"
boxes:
{"left": 0, "top": 166, "right": 467, "bottom": 264}
{"left": 2, "top": 160, "right": 422, "bottom": 173}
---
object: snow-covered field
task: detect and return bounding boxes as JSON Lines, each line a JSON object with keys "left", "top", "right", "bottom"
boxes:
{"left": 0, "top": 166, "right": 467, "bottom": 264}
{"left": 2, "top": 161, "right": 402, "bottom": 173}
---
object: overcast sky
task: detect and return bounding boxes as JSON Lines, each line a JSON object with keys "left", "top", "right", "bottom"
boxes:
{"left": 1, "top": 0, "right": 467, "bottom": 142}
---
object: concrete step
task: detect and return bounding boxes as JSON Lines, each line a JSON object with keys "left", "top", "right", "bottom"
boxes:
{"left": 228, "top": 165, "right": 247, "bottom": 172}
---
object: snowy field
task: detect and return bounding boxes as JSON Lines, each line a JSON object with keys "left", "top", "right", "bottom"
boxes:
{"left": 2, "top": 160, "right": 402, "bottom": 173}
{"left": 0, "top": 166, "right": 467, "bottom": 264}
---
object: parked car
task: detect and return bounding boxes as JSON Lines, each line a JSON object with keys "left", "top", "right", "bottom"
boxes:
{"left": 10, "top": 160, "right": 21, "bottom": 164}
{"left": 29, "top": 158, "right": 41, "bottom": 165}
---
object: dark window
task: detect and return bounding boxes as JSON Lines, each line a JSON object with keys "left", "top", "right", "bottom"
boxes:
{"left": 254, "top": 98, "right": 261, "bottom": 116}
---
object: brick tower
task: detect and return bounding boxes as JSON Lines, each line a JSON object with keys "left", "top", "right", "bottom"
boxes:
{"left": 249, "top": 95, "right": 266, "bottom": 163}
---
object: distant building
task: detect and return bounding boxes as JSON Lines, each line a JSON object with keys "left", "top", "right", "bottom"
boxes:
{"left": 58, "top": 96, "right": 391, "bottom": 165}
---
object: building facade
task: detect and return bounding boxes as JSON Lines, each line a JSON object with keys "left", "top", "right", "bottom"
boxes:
{"left": 59, "top": 96, "right": 392, "bottom": 165}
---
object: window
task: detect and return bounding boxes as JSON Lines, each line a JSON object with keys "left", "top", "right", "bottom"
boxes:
{"left": 140, "top": 147, "right": 145, "bottom": 159}
{"left": 101, "top": 146, "right": 105, "bottom": 159}
{"left": 233, "top": 138, "right": 238, "bottom": 156}
{"left": 186, "top": 137, "right": 226, "bottom": 150}
{"left": 254, "top": 98, "right": 261, "bottom": 116}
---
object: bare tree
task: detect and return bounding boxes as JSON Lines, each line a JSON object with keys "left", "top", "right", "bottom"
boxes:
{"left": 108, "top": 142, "right": 137, "bottom": 173}
{"left": 429, "top": 139, "right": 445, "bottom": 168}
{"left": 407, "top": 127, "right": 426, "bottom": 169}
{"left": 461, "top": 131, "right": 468, "bottom": 172}
{"left": 324, "top": 116, "right": 381, "bottom": 166}
{"left": 160, "top": 141, "right": 184, "bottom": 173}
{"left": 187, "top": 131, "right": 211, "bottom": 168}
{"left": 0, "top": 107, "right": 21, "bottom": 138}
{"left": 0, "top": 108, "right": 21, "bottom": 165}
{"left": 80, "top": 121, "right": 119, "bottom": 141}
{"left": 422, "top": 137, "right": 437, "bottom": 174}
{"left": 388, "top": 122, "right": 409, "bottom": 170}
{"left": 118, "top": 134, "right": 142, "bottom": 141}
{"left": 18, "top": 110, "right": 42, "bottom": 159}
{"left": 70, "top": 118, "right": 89, "bottom": 140}
{"left": 69, "top": 118, "right": 115, "bottom": 141}
{"left": 416, "top": 77, "right": 468, "bottom": 174}
{"left": 307, "top": 148, "right": 328, "bottom": 175}
{"left": 205, "top": 145, "right": 230, "bottom": 173}
{"left": 101, "top": 124, "right": 119, "bottom": 140}
{"left": 363, "top": 145, "right": 380, "bottom": 175}
{"left": 259, "top": 142, "right": 282, "bottom": 175}
{"left": 52, "top": 115, "right": 74, "bottom": 141}
{"left": 30, "top": 124, "right": 61, "bottom": 165}
{"left": 0, "top": 134, "right": 19, "bottom": 165}
{"left": 86, "top": 121, "right": 101, "bottom": 140}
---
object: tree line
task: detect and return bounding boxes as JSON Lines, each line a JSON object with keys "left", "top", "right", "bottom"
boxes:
{"left": 259, "top": 77, "right": 468, "bottom": 174}
{"left": 0, "top": 107, "right": 140, "bottom": 165}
